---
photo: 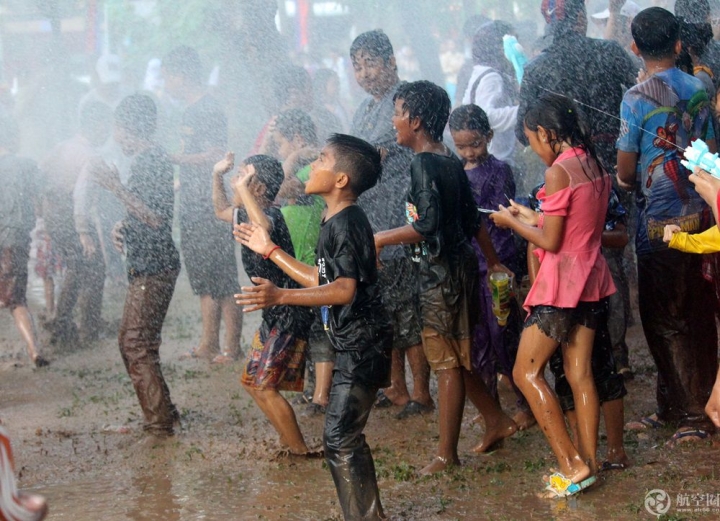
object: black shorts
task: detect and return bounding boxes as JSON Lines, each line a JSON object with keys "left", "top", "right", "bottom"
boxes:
{"left": 549, "top": 299, "right": 627, "bottom": 411}
{"left": 378, "top": 257, "right": 422, "bottom": 350}
{"left": 180, "top": 217, "right": 240, "bottom": 298}
{"left": 0, "top": 244, "right": 29, "bottom": 309}
{"left": 525, "top": 301, "right": 601, "bottom": 344}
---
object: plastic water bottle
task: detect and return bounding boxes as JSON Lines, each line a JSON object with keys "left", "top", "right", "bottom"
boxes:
{"left": 489, "top": 272, "right": 511, "bottom": 326}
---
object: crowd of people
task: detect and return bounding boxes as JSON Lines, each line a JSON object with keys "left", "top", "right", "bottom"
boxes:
{"left": 4, "top": 0, "right": 720, "bottom": 519}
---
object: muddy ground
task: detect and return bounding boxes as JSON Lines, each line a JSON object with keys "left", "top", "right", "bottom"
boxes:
{"left": 1, "top": 265, "right": 720, "bottom": 521}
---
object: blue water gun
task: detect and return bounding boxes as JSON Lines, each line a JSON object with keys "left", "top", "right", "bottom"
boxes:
{"left": 680, "top": 139, "right": 720, "bottom": 179}
{"left": 503, "top": 35, "right": 528, "bottom": 85}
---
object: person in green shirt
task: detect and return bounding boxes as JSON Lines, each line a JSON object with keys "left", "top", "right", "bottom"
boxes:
{"left": 274, "top": 109, "right": 334, "bottom": 414}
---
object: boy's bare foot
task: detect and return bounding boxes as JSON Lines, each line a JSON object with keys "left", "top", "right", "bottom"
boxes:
{"left": 471, "top": 414, "right": 517, "bottom": 453}
{"left": 378, "top": 386, "right": 409, "bottom": 407}
{"left": 419, "top": 455, "right": 460, "bottom": 476}
{"left": 602, "top": 448, "right": 630, "bottom": 470}
{"left": 512, "top": 409, "right": 537, "bottom": 430}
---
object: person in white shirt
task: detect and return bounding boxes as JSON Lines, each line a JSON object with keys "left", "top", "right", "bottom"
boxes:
{"left": 462, "top": 20, "right": 519, "bottom": 164}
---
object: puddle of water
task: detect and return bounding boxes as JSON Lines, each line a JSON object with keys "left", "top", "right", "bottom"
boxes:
{"left": 37, "top": 461, "right": 340, "bottom": 520}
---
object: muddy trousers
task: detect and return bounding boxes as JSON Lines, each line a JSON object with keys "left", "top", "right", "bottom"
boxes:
{"left": 118, "top": 270, "right": 179, "bottom": 435}
{"left": 638, "top": 250, "right": 718, "bottom": 431}
{"left": 324, "top": 349, "right": 390, "bottom": 521}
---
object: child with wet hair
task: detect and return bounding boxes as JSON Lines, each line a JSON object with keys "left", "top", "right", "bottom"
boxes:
{"left": 92, "top": 94, "right": 181, "bottom": 437}
{"left": 212, "top": 152, "right": 316, "bottom": 457}
{"left": 234, "top": 134, "right": 392, "bottom": 520}
{"left": 491, "top": 92, "right": 614, "bottom": 497}
{"left": 375, "top": 81, "right": 517, "bottom": 476}
{"left": 448, "top": 104, "right": 525, "bottom": 422}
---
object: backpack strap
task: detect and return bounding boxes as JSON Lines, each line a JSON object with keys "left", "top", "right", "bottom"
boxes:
{"left": 469, "top": 68, "right": 498, "bottom": 104}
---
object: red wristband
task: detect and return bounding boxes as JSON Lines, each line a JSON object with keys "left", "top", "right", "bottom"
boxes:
{"left": 263, "top": 245, "right": 281, "bottom": 260}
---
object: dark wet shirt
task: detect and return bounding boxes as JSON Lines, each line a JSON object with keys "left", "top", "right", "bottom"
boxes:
{"left": 236, "top": 206, "right": 311, "bottom": 339}
{"left": 516, "top": 33, "right": 636, "bottom": 172}
{"left": 124, "top": 146, "right": 180, "bottom": 279}
{"left": 178, "top": 94, "right": 227, "bottom": 221}
{"left": 407, "top": 152, "right": 480, "bottom": 259}
{"left": 316, "top": 205, "right": 391, "bottom": 353}
{"left": 351, "top": 82, "right": 414, "bottom": 262}
{"left": 0, "top": 155, "right": 39, "bottom": 247}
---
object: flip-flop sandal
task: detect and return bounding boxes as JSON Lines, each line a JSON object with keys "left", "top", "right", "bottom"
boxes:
{"left": 1, "top": 426, "right": 49, "bottom": 521}
{"left": 542, "top": 472, "right": 597, "bottom": 498}
{"left": 666, "top": 428, "right": 711, "bottom": 448}
{"left": 625, "top": 415, "right": 666, "bottom": 431}
{"left": 395, "top": 400, "right": 434, "bottom": 419}
{"left": 374, "top": 390, "right": 393, "bottom": 409}
{"left": 600, "top": 461, "right": 628, "bottom": 472}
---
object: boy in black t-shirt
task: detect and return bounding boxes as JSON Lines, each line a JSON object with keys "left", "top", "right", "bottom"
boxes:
{"left": 235, "top": 134, "right": 391, "bottom": 521}
{"left": 93, "top": 94, "right": 181, "bottom": 437}
{"left": 212, "top": 152, "right": 316, "bottom": 457}
{"left": 375, "top": 81, "right": 516, "bottom": 476}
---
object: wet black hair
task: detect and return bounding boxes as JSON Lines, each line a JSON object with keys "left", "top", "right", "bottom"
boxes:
{"left": 524, "top": 92, "right": 602, "bottom": 184}
{"left": 350, "top": 30, "right": 394, "bottom": 63}
{"left": 326, "top": 133, "right": 382, "bottom": 197}
{"left": 448, "top": 104, "right": 492, "bottom": 136}
{"left": 162, "top": 45, "right": 203, "bottom": 86}
{"left": 472, "top": 20, "right": 514, "bottom": 67}
{"left": 275, "top": 109, "right": 318, "bottom": 146}
{"left": 243, "top": 154, "right": 284, "bottom": 202}
{"left": 679, "top": 18, "right": 714, "bottom": 58}
{"left": 273, "top": 65, "right": 312, "bottom": 106}
{"left": 675, "top": 0, "right": 711, "bottom": 23}
{"left": 632, "top": 7, "right": 680, "bottom": 59}
{"left": 393, "top": 80, "right": 450, "bottom": 142}
{"left": 115, "top": 94, "right": 157, "bottom": 140}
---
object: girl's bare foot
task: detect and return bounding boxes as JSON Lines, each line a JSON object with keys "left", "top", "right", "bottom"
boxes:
{"left": 472, "top": 415, "right": 517, "bottom": 453}
{"left": 419, "top": 455, "right": 460, "bottom": 476}
{"left": 512, "top": 409, "right": 537, "bottom": 430}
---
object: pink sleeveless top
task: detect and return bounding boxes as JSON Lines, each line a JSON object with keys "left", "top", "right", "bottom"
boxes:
{"left": 524, "top": 148, "right": 616, "bottom": 312}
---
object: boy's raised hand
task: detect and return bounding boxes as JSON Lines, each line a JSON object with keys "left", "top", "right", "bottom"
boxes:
{"left": 213, "top": 152, "right": 235, "bottom": 177}
{"left": 235, "top": 277, "right": 280, "bottom": 311}
{"left": 234, "top": 222, "right": 275, "bottom": 256}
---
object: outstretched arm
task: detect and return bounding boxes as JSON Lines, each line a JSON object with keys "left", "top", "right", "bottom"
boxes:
{"left": 235, "top": 276, "right": 356, "bottom": 312}
{"left": 234, "top": 222, "right": 318, "bottom": 287}
{"left": 374, "top": 224, "right": 425, "bottom": 259}
{"left": 212, "top": 152, "right": 235, "bottom": 223}
{"left": 236, "top": 165, "right": 271, "bottom": 232}
{"left": 92, "top": 160, "right": 161, "bottom": 228}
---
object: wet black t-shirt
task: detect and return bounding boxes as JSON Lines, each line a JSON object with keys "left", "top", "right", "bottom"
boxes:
{"left": 236, "top": 206, "right": 311, "bottom": 338}
{"left": 316, "top": 205, "right": 391, "bottom": 353}
{"left": 124, "top": 147, "right": 181, "bottom": 279}
{"left": 407, "top": 152, "right": 480, "bottom": 258}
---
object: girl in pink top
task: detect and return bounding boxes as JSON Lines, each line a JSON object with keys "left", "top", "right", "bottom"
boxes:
{"left": 491, "top": 93, "right": 615, "bottom": 498}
